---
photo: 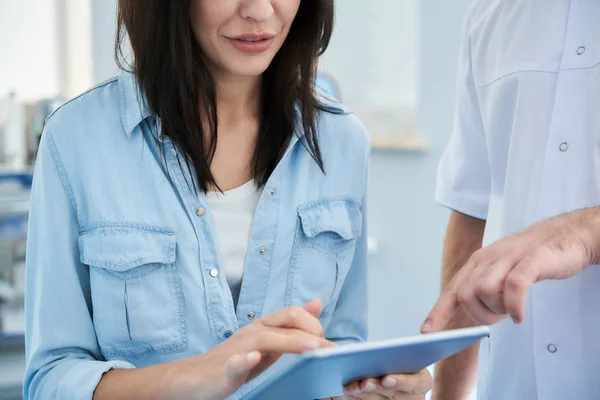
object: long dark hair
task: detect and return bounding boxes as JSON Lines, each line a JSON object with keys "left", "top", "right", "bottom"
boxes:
{"left": 116, "top": 1, "right": 337, "bottom": 192}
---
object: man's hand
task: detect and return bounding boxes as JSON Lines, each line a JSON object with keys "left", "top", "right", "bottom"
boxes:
{"left": 343, "top": 369, "right": 433, "bottom": 400}
{"left": 422, "top": 208, "right": 600, "bottom": 331}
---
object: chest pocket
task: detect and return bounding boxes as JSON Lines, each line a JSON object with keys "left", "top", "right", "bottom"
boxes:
{"left": 284, "top": 199, "right": 362, "bottom": 317}
{"left": 79, "top": 224, "right": 187, "bottom": 359}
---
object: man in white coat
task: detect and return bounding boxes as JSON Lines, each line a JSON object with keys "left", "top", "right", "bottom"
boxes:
{"left": 422, "top": 1, "right": 600, "bottom": 399}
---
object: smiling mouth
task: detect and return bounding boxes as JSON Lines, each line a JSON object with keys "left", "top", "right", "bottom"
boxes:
{"left": 228, "top": 35, "right": 276, "bottom": 53}
{"left": 236, "top": 37, "right": 268, "bottom": 42}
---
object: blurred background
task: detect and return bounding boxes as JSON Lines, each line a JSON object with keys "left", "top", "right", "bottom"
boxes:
{"left": 0, "top": 0, "right": 473, "bottom": 398}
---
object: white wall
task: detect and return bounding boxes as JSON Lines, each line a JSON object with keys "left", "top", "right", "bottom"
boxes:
{"left": 0, "top": 0, "right": 93, "bottom": 102}
{"left": 90, "top": 0, "right": 119, "bottom": 83}
{"left": 0, "top": 0, "right": 59, "bottom": 101}
{"left": 56, "top": 0, "right": 93, "bottom": 99}
{"left": 319, "top": 0, "right": 419, "bottom": 112}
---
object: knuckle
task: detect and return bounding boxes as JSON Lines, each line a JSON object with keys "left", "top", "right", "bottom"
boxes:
{"left": 470, "top": 248, "right": 487, "bottom": 264}
{"left": 255, "top": 331, "right": 274, "bottom": 349}
{"left": 456, "top": 289, "right": 471, "bottom": 306}
{"left": 505, "top": 274, "right": 526, "bottom": 292}
{"left": 286, "top": 306, "right": 303, "bottom": 322}
{"left": 475, "top": 282, "right": 500, "bottom": 298}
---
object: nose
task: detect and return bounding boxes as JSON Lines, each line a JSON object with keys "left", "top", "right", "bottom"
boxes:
{"left": 240, "top": 0, "right": 275, "bottom": 22}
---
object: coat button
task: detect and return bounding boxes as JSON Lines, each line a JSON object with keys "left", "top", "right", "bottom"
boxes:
{"left": 559, "top": 142, "right": 568, "bottom": 152}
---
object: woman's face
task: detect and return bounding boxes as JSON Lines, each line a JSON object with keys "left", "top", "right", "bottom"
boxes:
{"left": 190, "top": 0, "right": 301, "bottom": 78}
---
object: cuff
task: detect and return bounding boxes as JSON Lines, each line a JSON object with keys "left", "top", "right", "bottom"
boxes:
{"left": 435, "top": 185, "right": 489, "bottom": 220}
{"left": 57, "top": 360, "right": 135, "bottom": 399}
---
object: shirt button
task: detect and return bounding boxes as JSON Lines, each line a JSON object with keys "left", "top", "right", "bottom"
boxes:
{"left": 247, "top": 311, "right": 256, "bottom": 320}
{"left": 270, "top": 188, "right": 277, "bottom": 196}
{"left": 196, "top": 207, "right": 206, "bottom": 216}
{"left": 547, "top": 344, "right": 558, "bottom": 354}
{"left": 259, "top": 247, "right": 268, "bottom": 255}
{"left": 171, "top": 148, "right": 177, "bottom": 157}
{"left": 224, "top": 330, "right": 233, "bottom": 339}
{"left": 209, "top": 268, "right": 219, "bottom": 278}
{"left": 559, "top": 142, "right": 569, "bottom": 152}
{"left": 577, "top": 46, "right": 586, "bottom": 55}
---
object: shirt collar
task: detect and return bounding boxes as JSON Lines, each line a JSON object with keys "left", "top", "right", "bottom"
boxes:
{"left": 118, "top": 72, "right": 152, "bottom": 137}
{"left": 117, "top": 72, "right": 334, "bottom": 146}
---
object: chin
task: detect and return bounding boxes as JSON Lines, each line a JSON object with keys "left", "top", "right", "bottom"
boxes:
{"left": 226, "top": 64, "right": 271, "bottom": 78}
{"left": 221, "top": 54, "right": 275, "bottom": 78}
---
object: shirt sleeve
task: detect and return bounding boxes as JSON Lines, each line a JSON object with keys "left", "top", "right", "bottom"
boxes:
{"left": 436, "top": 12, "right": 491, "bottom": 220}
{"left": 23, "top": 129, "right": 134, "bottom": 400}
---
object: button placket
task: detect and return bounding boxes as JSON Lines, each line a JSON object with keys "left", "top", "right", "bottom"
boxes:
{"left": 233, "top": 170, "right": 284, "bottom": 329}
{"left": 159, "top": 138, "right": 231, "bottom": 346}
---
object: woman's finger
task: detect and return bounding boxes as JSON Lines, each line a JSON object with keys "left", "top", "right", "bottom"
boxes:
{"left": 260, "top": 303, "right": 325, "bottom": 337}
{"left": 251, "top": 327, "right": 334, "bottom": 355}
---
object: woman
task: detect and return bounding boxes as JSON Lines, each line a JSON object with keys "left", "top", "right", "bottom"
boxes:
{"left": 23, "top": 1, "right": 431, "bottom": 399}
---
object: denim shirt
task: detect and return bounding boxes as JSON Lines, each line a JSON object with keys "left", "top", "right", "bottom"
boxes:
{"left": 23, "top": 73, "right": 370, "bottom": 399}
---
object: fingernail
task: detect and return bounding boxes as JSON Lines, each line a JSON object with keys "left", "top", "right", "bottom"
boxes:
{"left": 302, "top": 340, "right": 320, "bottom": 350}
{"left": 422, "top": 320, "right": 433, "bottom": 331}
{"left": 364, "top": 382, "right": 376, "bottom": 392}
{"left": 382, "top": 377, "right": 397, "bottom": 388}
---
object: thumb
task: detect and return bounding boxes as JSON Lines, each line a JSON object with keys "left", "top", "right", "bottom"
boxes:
{"left": 302, "top": 299, "right": 323, "bottom": 319}
{"left": 225, "top": 352, "right": 262, "bottom": 385}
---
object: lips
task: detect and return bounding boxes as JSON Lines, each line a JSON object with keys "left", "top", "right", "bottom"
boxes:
{"left": 227, "top": 33, "right": 276, "bottom": 54}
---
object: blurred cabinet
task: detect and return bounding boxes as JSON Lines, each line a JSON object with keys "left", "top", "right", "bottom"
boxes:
{"left": 0, "top": 173, "right": 30, "bottom": 400}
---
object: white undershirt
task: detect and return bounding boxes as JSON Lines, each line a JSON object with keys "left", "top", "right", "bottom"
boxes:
{"left": 205, "top": 180, "right": 261, "bottom": 309}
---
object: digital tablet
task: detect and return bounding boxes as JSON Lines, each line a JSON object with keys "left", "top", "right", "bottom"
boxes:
{"left": 242, "top": 325, "right": 490, "bottom": 400}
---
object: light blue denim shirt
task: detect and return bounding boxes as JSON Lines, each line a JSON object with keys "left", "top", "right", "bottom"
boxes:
{"left": 23, "top": 73, "right": 370, "bottom": 399}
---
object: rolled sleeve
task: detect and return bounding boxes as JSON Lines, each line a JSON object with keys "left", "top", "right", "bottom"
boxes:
{"left": 24, "top": 130, "right": 135, "bottom": 399}
{"left": 33, "top": 359, "right": 134, "bottom": 400}
{"left": 436, "top": 13, "right": 491, "bottom": 220}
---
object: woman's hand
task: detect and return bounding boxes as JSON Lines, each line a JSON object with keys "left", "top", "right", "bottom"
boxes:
{"left": 343, "top": 369, "right": 433, "bottom": 400}
{"left": 161, "top": 299, "right": 334, "bottom": 400}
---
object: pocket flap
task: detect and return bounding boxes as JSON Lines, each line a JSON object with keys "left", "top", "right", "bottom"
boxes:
{"left": 297, "top": 200, "right": 362, "bottom": 240}
{"left": 79, "top": 224, "right": 176, "bottom": 271}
